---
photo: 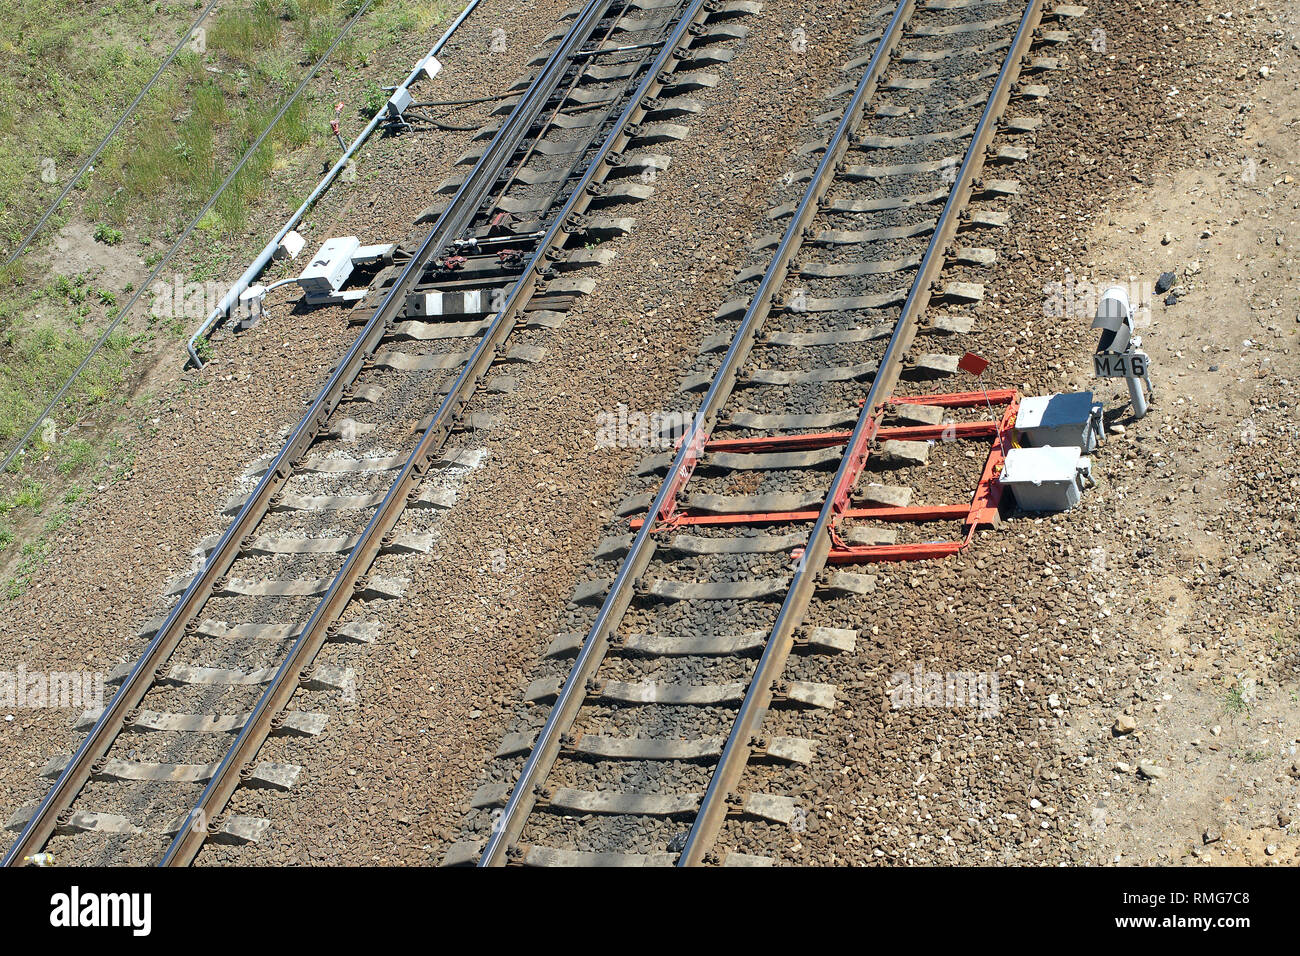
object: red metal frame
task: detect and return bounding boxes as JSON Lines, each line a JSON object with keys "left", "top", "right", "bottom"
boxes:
{"left": 630, "top": 389, "right": 1020, "bottom": 564}
{"left": 826, "top": 391, "right": 1019, "bottom": 563}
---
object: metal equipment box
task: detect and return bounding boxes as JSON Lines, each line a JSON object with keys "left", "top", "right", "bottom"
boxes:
{"left": 1015, "top": 391, "right": 1102, "bottom": 453}
{"left": 274, "top": 230, "right": 306, "bottom": 261}
{"left": 386, "top": 87, "right": 413, "bottom": 119}
{"left": 999, "top": 445, "right": 1088, "bottom": 512}
{"left": 298, "top": 236, "right": 360, "bottom": 296}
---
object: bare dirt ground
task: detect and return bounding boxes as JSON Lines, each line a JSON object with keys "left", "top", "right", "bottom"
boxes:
{"left": 1061, "top": 3, "right": 1300, "bottom": 865}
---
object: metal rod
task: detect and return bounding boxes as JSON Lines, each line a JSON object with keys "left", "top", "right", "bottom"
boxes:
{"left": 1126, "top": 373, "right": 1148, "bottom": 418}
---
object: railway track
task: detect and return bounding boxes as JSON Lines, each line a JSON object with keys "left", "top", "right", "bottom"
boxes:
{"left": 451, "top": 0, "right": 1080, "bottom": 866}
{"left": 2, "top": 0, "right": 759, "bottom": 867}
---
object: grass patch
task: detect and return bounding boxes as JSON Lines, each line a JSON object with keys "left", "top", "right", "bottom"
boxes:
{"left": 56, "top": 437, "right": 93, "bottom": 476}
{"left": 1221, "top": 685, "right": 1249, "bottom": 718}
{"left": 2, "top": 478, "right": 46, "bottom": 514}
{"left": 3, "top": 536, "right": 50, "bottom": 600}
{"left": 89, "top": 2, "right": 363, "bottom": 236}
{"left": 0, "top": 317, "right": 138, "bottom": 446}
{"left": 0, "top": 433, "right": 135, "bottom": 599}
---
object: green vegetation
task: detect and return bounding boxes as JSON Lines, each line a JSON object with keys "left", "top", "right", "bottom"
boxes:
{"left": 0, "top": 0, "right": 410, "bottom": 248}
{"left": 0, "top": 271, "right": 140, "bottom": 446}
{"left": 362, "top": 80, "right": 389, "bottom": 116}
{"left": 0, "top": 0, "right": 406, "bottom": 457}
{"left": 1222, "top": 685, "right": 1249, "bottom": 718}
{"left": 92, "top": 223, "right": 123, "bottom": 246}
{"left": 0, "top": 432, "right": 134, "bottom": 597}
{"left": 193, "top": 335, "right": 216, "bottom": 364}
{"left": 0, "top": 0, "right": 457, "bottom": 590}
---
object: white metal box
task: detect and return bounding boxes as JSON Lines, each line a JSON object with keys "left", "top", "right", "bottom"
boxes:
{"left": 999, "top": 445, "right": 1086, "bottom": 512}
{"left": 386, "top": 87, "right": 413, "bottom": 119}
{"left": 1015, "top": 391, "right": 1101, "bottom": 453}
{"left": 415, "top": 54, "right": 442, "bottom": 82}
{"left": 298, "top": 236, "right": 360, "bottom": 295}
{"left": 274, "top": 230, "right": 306, "bottom": 261}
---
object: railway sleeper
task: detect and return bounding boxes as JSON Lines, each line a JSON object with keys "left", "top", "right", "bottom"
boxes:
{"left": 542, "top": 622, "right": 853, "bottom": 660}
{"left": 4, "top": 805, "right": 273, "bottom": 846}
{"left": 523, "top": 674, "right": 835, "bottom": 709}
{"left": 130, "top": 617, "right": 381, "bottom": 646}
{"left": 40, "top": 754, "right": 301, "bottom": 792}
{"left": 442, "top": 840, "right": 768, "bottom": 867}
{"left": 74, "top": 707, "right": 326, "bottom": 738}
{"left": 161, "top": 662, "right": 356, "bottom": 691}
{"left": 902, "top": 351, "right": 962, "bottom": 378}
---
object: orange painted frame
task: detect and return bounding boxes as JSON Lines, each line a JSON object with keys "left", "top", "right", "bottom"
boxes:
{"left": 629, "top": 389, "right": 1020, "bottom": 565}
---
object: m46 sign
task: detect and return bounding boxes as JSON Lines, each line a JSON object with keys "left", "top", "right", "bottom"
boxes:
{"left": 1093, "top": 351, "right": 1149, "bottom": 379}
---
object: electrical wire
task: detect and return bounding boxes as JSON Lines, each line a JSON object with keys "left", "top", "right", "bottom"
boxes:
{"left": 1, "top": 0, "right": 222, "bottom": 269}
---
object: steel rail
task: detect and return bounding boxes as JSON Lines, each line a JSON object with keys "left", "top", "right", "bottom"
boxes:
{"left": 2, "top": 0, "right": 622, "bottom": 868}
{"left": 158, "top": 0, "right": 707, "bottom": 866}
{"left": 678, "top": 0, "right": 1046, "bottom": 866}
{"left": 477, "top": 0, "right": 918, "bottom": 867}
{"left": 484, "top": 1, "right": 627, "bottom": 217}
